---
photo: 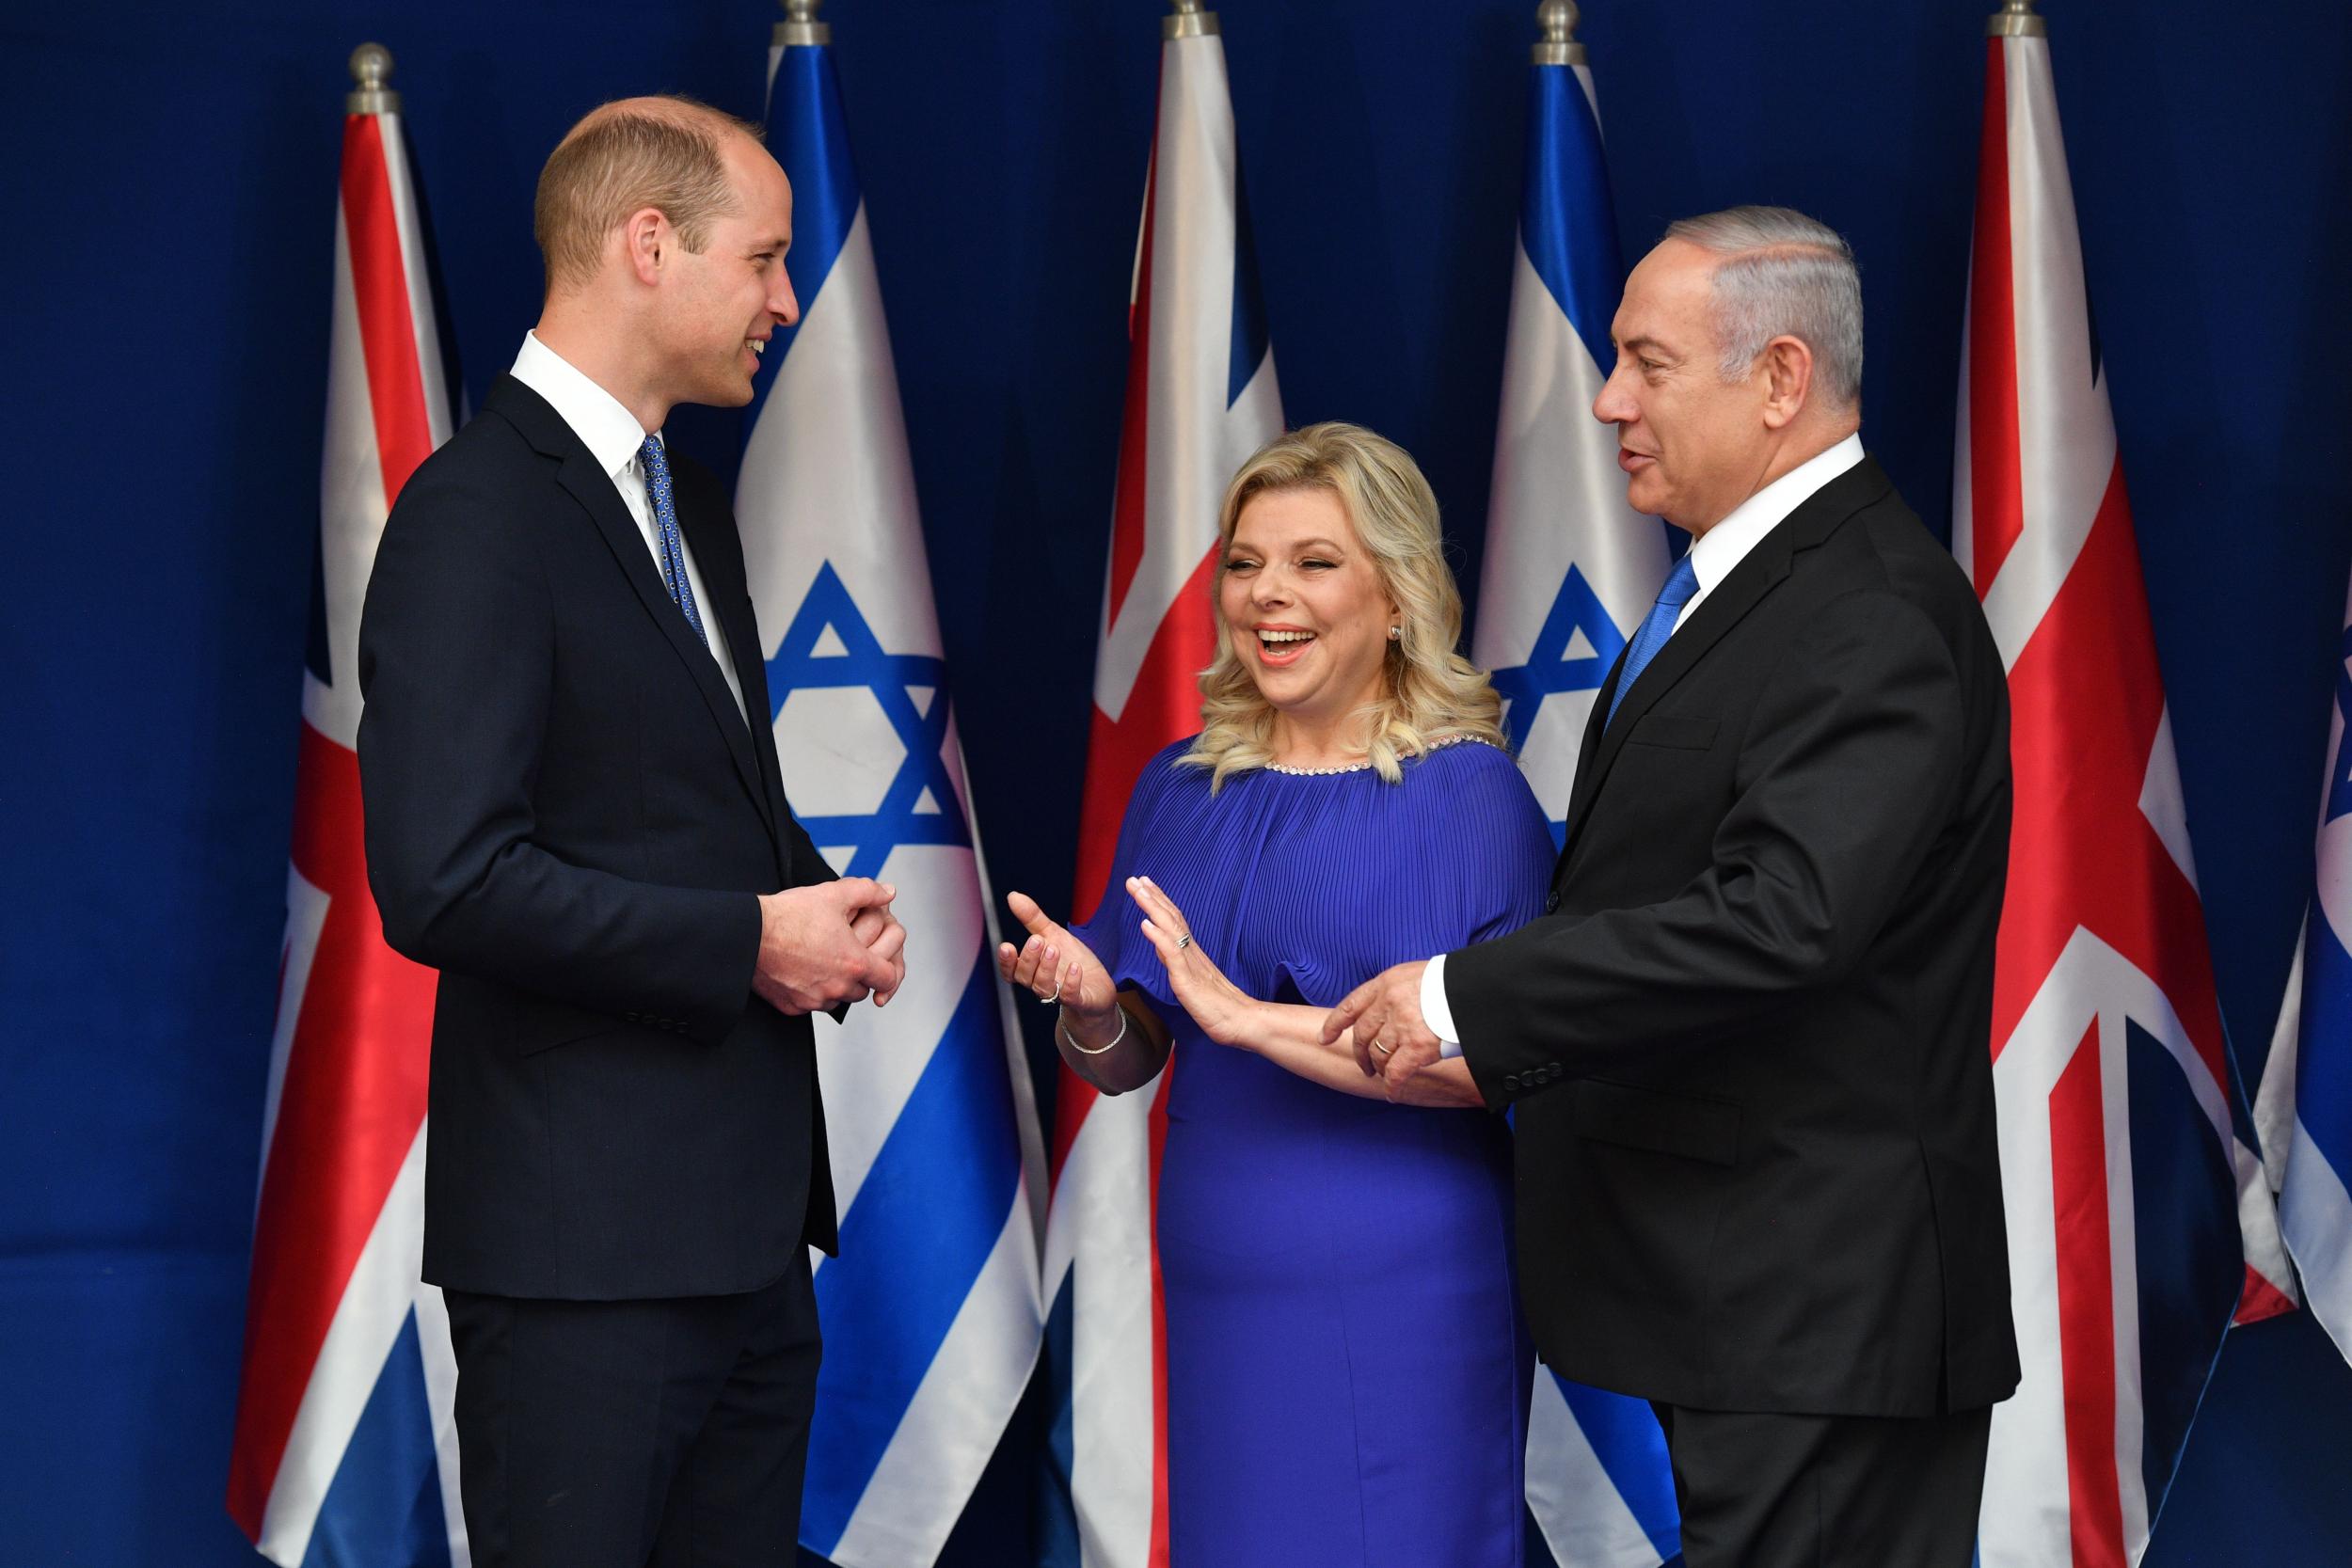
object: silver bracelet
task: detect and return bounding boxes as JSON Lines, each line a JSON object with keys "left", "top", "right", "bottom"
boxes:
{"left": 1058, "top": 1005, "right": 1128, "bottom": 1056}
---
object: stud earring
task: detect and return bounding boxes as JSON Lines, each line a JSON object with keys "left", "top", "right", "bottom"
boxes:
{"left": 1387, "top": 625, "right": 1403, "bottom": 641}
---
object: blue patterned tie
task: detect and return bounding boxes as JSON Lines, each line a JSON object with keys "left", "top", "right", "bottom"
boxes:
{"left": 1605, "top": 553, "right": 1701, "bottom": 728}
{"left": 637, "top": 436, "right": 708, "bottom": 647}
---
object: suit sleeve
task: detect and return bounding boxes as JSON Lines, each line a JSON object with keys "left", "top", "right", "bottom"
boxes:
{"left": 357, "top": 467, "right": 761, "bottom": 1042}
{"left": 1446, "top": 588, "right": 1968, "bottom": 1104}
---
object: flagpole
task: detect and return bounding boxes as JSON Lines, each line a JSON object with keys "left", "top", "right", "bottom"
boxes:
{"left": 775, "top": 0, "right": 828, "bottom": 48}
{"left": 1987, "top": 0, "right": 2046, "bottom": 38}
{"left": 1166, "top": 0, "right": 1216, "bottom": 40}
{"left": 1534, "top": 0, "right": 1584, "bottom": 66}
{"left": 346, "top": 42, "right": 398, "bottom": 114}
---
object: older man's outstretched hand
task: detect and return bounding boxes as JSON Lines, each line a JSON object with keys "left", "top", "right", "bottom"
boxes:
{"left": 1325, "top": 959, "right": 1443, "bottom": 1088}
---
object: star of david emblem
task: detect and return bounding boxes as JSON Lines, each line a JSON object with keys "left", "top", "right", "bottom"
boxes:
{"left": 2328, "top": 622, "right": 2352, "bottom": 824}
{"left": 766, "top": 562, "right": 969, "bottom": 878}
{"left": 1489, "top": 566, "right": 1629, "bottom": 752}
{"left": 1489, "top": 566, "right": 1629, "bottom": 846}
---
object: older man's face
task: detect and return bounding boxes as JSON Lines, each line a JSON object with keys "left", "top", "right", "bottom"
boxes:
{"left": 1591, "top": 239, "right": 1771, "bottom": 534}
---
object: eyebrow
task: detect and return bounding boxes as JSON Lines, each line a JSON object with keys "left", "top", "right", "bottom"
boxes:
{"left": 1227, "top": 537, "right": 1347, "bottom": 553}
{"left": 1616, "top": 334, "right": 1677, "bottom": 358}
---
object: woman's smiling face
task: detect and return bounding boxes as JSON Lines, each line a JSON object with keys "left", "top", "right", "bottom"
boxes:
{"left": 1217, "top": 485, "right": 1397, "bottom": 732}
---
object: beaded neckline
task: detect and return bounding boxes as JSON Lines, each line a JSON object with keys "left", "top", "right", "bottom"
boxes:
{"left": 1263, "top": 735, "right": 1490, "bottom": 776}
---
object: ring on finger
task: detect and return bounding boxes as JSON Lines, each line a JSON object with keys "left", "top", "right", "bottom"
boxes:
{"left": 1371, "top": 1038, "right": 1393, "bottom": 1058}
{"left": 1041, "top": 982, "right": 1063, "bottom": 1006}
{"left": 1175, "top": 933, "right": 1193, "bottom": 951}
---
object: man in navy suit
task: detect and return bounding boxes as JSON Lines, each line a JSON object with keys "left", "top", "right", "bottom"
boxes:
{"left": 359, "top": 96, "right": 904, "bottom": 1567}
{"left": 1333, "top": 208, "right": 2016, "bottom": 1567}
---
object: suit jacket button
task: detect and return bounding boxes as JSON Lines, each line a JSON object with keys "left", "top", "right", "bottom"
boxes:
{"left": 1544, "top": 891, "right": 1562, "bottom": 915}
{"left": 1503, "top": 1073, "right": 1521, "bottom": 1093}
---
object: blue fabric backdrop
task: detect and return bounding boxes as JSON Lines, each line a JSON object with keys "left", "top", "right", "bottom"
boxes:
{"left": 3, "top": 0, "right": 2348, "bottom": 1562}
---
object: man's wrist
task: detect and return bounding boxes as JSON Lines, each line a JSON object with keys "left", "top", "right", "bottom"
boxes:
{"left": 1421, "top": 955, "right": 1464, "bottom": 1060}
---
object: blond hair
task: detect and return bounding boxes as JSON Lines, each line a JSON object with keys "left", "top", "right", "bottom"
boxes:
{"left": 532, "top": 96, "right": 761, "bottom": 295}
{"left": 1183, "top": 422, "right": 1506, "bottom": 790}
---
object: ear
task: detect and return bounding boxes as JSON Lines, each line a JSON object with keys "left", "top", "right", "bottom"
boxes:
{"left": 621, "top": 207, "right": 669, "bottom": 287}
{"left": 1759, "top": 335, "right": 1814, "bottom": 431}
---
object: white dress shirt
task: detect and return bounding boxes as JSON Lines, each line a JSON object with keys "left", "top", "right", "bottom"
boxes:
{"left": 1422, "top": 433, "right": 1867, "bottom": 1054}
{"left": 508, "top": 332, "right": 748, "bottom": 728}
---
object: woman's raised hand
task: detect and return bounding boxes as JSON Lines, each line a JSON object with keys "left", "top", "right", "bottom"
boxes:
{"left": 1128, "top": 876, "right": 1261, "bottom": 1048}
{"left": 998, "top": 892, "right": 1119, "bottom": 1029}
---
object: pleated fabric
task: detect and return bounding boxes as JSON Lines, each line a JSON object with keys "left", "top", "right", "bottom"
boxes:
{"left": 1073, "top": 736, "right": 1555, "bottom": 1567}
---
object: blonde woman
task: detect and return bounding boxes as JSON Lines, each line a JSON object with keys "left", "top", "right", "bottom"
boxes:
{"left": 998, "top": 423, "right": 1552, "bottom": 1565}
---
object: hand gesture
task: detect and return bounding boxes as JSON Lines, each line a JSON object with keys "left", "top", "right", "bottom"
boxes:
{"left": 1127, "top": 876, "right": 1258, "bottom": 1047}
{"left": 997, "top": 892, "right": 1119, "bottom": 1031}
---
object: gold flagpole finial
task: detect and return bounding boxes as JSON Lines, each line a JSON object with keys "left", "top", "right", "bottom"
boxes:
{"left": 347, "top": 43, "right": 399, "bottom": 116}
{"left": 1534, "top": 3, "right": 1586, "bottom": 67}
{"left": 1167, "top": 0, "right": 1219, "bottom": 40}
{"left": 776, "top": 0, "right": 831, "bottom": 49}
{"left": 1988, "top": 1, "right": 2047, "bottom": 39}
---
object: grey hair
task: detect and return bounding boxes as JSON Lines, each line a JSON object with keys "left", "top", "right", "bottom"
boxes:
{"left": 1663, "top": 205, "right": 1864, "bottom": 408}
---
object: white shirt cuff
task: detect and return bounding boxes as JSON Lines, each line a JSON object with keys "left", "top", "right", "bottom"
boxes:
{"left": 1422, "top": 954, "right": 1463, "bottom": 1059}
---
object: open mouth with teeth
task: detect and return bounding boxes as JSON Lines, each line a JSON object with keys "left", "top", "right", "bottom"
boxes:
{"left": 1254, "top": 628, "right": 1316, "bottom": 665}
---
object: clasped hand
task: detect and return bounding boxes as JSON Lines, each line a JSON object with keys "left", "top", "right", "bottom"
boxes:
{"left": 754, "top": 878, "right": 907, "bottom": 1015}
{"left": 1324, "top": 959, "right": 1443, "bottom": 1085}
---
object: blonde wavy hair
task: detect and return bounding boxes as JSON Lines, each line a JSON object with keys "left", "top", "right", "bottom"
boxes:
{"left": 1182, "top": 422, "right": 1506, "bottom": 790}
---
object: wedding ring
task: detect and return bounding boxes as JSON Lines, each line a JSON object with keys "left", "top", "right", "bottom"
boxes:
{"left": 1371, "top": 1039, "right": 1393, "bottom": 1058}
{"left": 1040, "top": 982, "right": 1062, "bottom": 1006}
{"left": 1175, "top": 933, "right": 1193, "bottom": 951}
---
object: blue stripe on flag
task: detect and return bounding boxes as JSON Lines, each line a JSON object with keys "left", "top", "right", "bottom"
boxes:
{"left": 299, "top": 1310, "right": 452, "bottom": 1568}
{"left": 802, "top": 949, "right": 1025, "bottom": 1554}
{"left": 1035, "top": 1270, "right": 1081, "bottom": 1568}
{"left": 1552, "top": 1372, "right": 1681, "bottom": 1563}
{"left": 2124, "top": 1017, "right": 2243, "bottom": 1517}
{"left": 2298, "top": 895, "right": 2352, "bottom": 1180}
{"left": 1520, "top": 65, "right": 1623, "bottom": 374}
{"left": 756, "top": 43, "right": 863, "bottom": 403}
{"left": 1228, "top": 158, "right": 1270, "bottom": 409}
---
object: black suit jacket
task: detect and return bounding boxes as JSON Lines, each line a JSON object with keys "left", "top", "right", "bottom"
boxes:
{"left": 358, "top": 374, "right": 839, "bottom": 1301}
{"left": 1449, "top": 455, "right": 2021, "bottom": 1418}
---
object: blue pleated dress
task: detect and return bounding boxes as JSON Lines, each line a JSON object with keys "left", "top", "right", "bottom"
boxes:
{"left": 1073, "top": 736, "right": 1556, "bottom": 1566}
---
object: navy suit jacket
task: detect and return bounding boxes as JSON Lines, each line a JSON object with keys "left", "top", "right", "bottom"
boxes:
{"left": 358, "top": 374, "right": 838, "bottom": 1299}
{"left": 1450, "top": 456, "right": 2022, "bottom": 1418}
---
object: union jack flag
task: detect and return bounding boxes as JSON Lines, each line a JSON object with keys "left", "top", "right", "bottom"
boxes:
{"left": 226, "top": 48, "right": 467, "bottom": 1568}
{"left": 1955, "top": 15, "right": 2292, "bottom": 1565}
{"left": 1040, "top": 6, "right": 1281, "bottom": 1563}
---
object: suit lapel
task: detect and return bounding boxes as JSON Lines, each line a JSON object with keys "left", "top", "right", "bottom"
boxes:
{"left": 675, "top": 485, "right": 789, "bottom": 853}
{"left": 1554, "top": 454, "right": 1894, "bottom": 879}
{"left": 489, "top": 377, "right": 778, "bottom": 847}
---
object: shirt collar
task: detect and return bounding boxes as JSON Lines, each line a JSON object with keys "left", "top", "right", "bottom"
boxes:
{"left": 1685, "top": 432, "right": 1867, "bottom": 598}
{"left": 509, "top": 331, "right": 662, "bottom": 482}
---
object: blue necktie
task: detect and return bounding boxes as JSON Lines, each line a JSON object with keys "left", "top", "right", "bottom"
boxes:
{"left": 1605, "top": 553, "right": 1700, "bottom": 728}
{"left": 637, "top": 436, "right": 708, "bottom": 647}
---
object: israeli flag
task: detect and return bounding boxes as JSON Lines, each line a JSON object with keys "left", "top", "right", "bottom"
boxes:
{"left": 1472, "top": 40, "right": 1684, "bottom": 1568}
{"left": 738, "top": 33, "right": 1045, "bottom": 1567}
{"left": 2260, "top": 572, "right": 2352, "bottom": 1366}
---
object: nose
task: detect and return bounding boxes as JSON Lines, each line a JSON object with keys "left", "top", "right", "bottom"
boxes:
{"left": 771, "top": 269, "right": 800, "bottom": 329}
{"left": 1592, "top": 358, "right": 1636, "bottom": 426}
